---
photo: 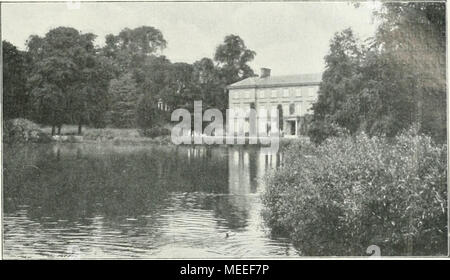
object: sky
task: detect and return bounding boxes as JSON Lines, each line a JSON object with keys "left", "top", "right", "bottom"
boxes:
{"left": 1, "top": 1, "right": 381, "bottom": 75}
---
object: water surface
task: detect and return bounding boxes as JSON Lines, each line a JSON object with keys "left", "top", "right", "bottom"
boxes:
{"left": 3, "top": 143, "right": 297, "bottom": 258}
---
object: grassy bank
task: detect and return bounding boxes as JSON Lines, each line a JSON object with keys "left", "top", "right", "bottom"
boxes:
{"left": 38, "top": 125, "right": 171, "bottom": 145}
{"left": 262, "top": 127, "right": 447, "bottom": 256}
{"left": 39, "top": 124, "right": 306, "bottom": 147}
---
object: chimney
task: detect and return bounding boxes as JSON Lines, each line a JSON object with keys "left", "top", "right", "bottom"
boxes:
{"left": 260, "top": 68, "right": 271, "bottom": 78}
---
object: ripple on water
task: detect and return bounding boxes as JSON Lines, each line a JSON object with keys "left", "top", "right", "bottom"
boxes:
{"left": 3, "top": 144, "right": 297, "bottom": 258}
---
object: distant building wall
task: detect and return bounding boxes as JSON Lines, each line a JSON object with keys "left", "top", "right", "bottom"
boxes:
{"left": 228, "top": 84, "right": 319, "bottom": 136}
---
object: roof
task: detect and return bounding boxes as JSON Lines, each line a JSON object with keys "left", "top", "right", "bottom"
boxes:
{"left": 227, "top": 73, "right": 322, "bottom": 90}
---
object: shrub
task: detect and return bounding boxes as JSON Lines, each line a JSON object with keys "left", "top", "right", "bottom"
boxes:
{"left": 3, "top": 118, "right": 52, "bottom": 143}
{"left": 262, "top": 126, "right": 447, "bottom": 256}
{"left": 139, "top": 126, "right": 171, "bottom": 138}
{"left": 307, "top": 120, "right": 350, "bottom": 144}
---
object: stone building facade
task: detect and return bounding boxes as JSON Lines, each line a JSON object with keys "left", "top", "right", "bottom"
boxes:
{"left": 227, "top": 68, "right": 322, "bottom": 137}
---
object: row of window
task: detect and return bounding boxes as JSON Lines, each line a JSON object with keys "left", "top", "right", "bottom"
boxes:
{"left": 230, "top": 87, "right": 318, "bottom": 100}
{"left": 230, "top": 101, "right": 313, "bottom": 115}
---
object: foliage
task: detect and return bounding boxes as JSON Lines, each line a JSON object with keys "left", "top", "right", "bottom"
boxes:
{"left": 26, "top": 27, "right": 113, "bottom": 133}
{"left": 136, "top": 94, "right": 168, "bottom": 129}
{"left": 107, "top": 73, "right": 139, "bottom": 128}
{"left": 4, "top": 25, "right": 256, "bottom": 132}
{"left": 191, "top": 57, "right": 228, "bottom": 113}
{"left": 159, "top": 62, "right": 198, "bottom": 111}
{"left": 309, "top": 3, "right": 446, "bottom": 144}
{"left": 2, "top": 41, "right": 30, "bottom": 120}
{"left": 138, "top": 126, "right": 171, "bottom": 138}
{"left": 82, "top": 128, "right": 140, "bottom": 141}
{"left": 3, "top": 118, "right": 53, "bottom": 143}
{"left": 103, "top": 26, "right": 167, "bottom": 72}
{"left": 308, "top": 119, "right": 350, "bottom": 145}
{"left": 214, "top": 34, "right": 256, "bottom": 85}
{"left": 263, "top": 126, "right": 447, "bottom": 255}
{"left": 310, "top": 28, "right": 364, "bottom": 139}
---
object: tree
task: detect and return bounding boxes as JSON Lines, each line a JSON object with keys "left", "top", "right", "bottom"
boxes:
{"left": 309, "top": 28, "right": 364, "bottom": 143}
{"left": 160, "top": 62, "right": 197, "bottom": 111}
{"left": 26, "top": 27, "right": 106, "bottom": 135}
{"left": 214, "top": 34, "right": 256, "bottom": 85}
{"left": 193, "top": 57, "right": 227, "bottom": 113}
{"left": 369, "top": 2, "right": 446, "bottom": 141}
{"left": 107, "top": 73, "right": 139, "bottom": 128}
{"left": 136, "top": 93, "right": 166, "bottom": 129}
{"left": 103, "top": 26, "right": 167, "bottom": 73}
{"left": 309, "top": 2, "right": 446, "bottom": 144}
{"left": 2, "top": 41, "right": 29, "bottom": 120}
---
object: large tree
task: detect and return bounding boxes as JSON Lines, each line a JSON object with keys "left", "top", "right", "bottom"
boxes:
{"left": 103, "top": 27, "right": 169, "bottom": 129}
{"left": 309, "top": 2, "right": 446, "bottom": 143}
{"left": 2, "top": 41, "right": 30, "bottom": 120}
{"left": 193, "top": 57, "right": 226, "bottom": 112}
{"left": 368, "top": 2, "right": 446, "bottom": 140}
{"left": 26, "top": 27, "right": 110, "bottom": 134}
{"left": 309, "top": 28, "right": 364, "bottom": 143}
{"left": 214, "top": 34, "right": 256, "bottom": 85}
{"left": 159, "top": 62, "right": 197, "bottom": 111}
{"left": 103, "top": 26, "right": 167, "bottom": 73}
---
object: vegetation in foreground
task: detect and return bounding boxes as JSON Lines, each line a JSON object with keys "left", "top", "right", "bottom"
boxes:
{"left": 3, "top": 118, "right": 53, "bottom": 143}
{"left": 262, "top": 126, "right": 447, "bottom": 256}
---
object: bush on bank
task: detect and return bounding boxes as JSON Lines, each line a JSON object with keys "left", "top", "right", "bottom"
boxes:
{"left": 262, "top": 126, "right": 447, "bottom": 255}
{"left": 3, "top": 118, "right": 53, "bottom": 144}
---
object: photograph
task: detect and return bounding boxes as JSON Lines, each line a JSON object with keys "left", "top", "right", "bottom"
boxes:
{"left": 1, "top": 0, "right": 447, "bottom": 259}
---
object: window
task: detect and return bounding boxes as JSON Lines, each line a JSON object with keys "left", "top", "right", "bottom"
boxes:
{"left": 271, "top": 89, "right": 277, "bottom": 98}
{"left": 283, "top": 88, "right": 289, "bottom": 97}
{"left": 283, "top": 104, "right": 289, "bottom": 115}
{"left": 301, "top": 87, "right": 308, "bottom": 96}
{"left": 289, "top": 103, "right": 295, "bottom": 115}
{"left": 308, "top": 87, "right": 317, "bottom": 97}
{"left": 296, "top": 103, "right": 301, "bottom": 115}
{"left": 295, "top": 88, "right": 301, "bottom": 97}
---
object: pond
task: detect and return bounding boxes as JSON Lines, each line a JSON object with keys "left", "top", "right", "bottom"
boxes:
{"left": 3, "top": 143, "right": 298, "bottom": 258}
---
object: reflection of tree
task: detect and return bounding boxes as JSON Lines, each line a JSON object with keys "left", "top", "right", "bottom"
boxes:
{"left": 3, "top": 144, "right": 283, "bottom": 251}
{"left": 3, "top": 145, "right": 172, "bottom": 227}
{"left": 3, "top": 145, "right": 235, "bottom": 221}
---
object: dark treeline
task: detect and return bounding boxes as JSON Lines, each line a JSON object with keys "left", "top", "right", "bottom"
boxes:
{"left": 3, "top": 26, "right": 256, "bottom": 134}
{"left": 309, "top": 2, "right": 446, "bottom": 144}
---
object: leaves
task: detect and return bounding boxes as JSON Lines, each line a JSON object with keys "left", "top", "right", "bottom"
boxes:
{"left": 309, "top": 3, "right": 446, "bottom": 144}
{"left": 263, "top": 129, "right": 447, "bottom": 255}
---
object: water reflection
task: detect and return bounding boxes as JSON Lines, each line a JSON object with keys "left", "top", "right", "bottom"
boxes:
{"left": 3, "top": 143, "right": 296, "bottom": 258}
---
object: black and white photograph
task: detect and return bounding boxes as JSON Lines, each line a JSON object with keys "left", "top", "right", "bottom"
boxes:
{"left": 0, "top": 0, "right": 448, "bottom": 260}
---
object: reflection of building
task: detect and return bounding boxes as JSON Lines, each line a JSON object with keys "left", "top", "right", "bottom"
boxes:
{"left": 227, "top": 68, "right": 322, "bottom": 137}
{"left": 228, "top": 147, "right": 282, "bottom": 196}
{"left": 157, "top": 98, "right": 170, "bottom": 111}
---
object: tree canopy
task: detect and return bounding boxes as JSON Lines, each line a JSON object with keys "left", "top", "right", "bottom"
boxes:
{"left": 26, "top": 27, "right": 111, "bottom": 133}
{"left": 2, "top": 41, "right": 29, "bottom": 120}
{"left": 309, "top": 2, "right": 446, "bottom": 144}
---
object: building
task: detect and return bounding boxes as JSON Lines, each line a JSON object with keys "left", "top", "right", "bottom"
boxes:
{"left": 226, "top": 68, "right": 322, "bottom": 137}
